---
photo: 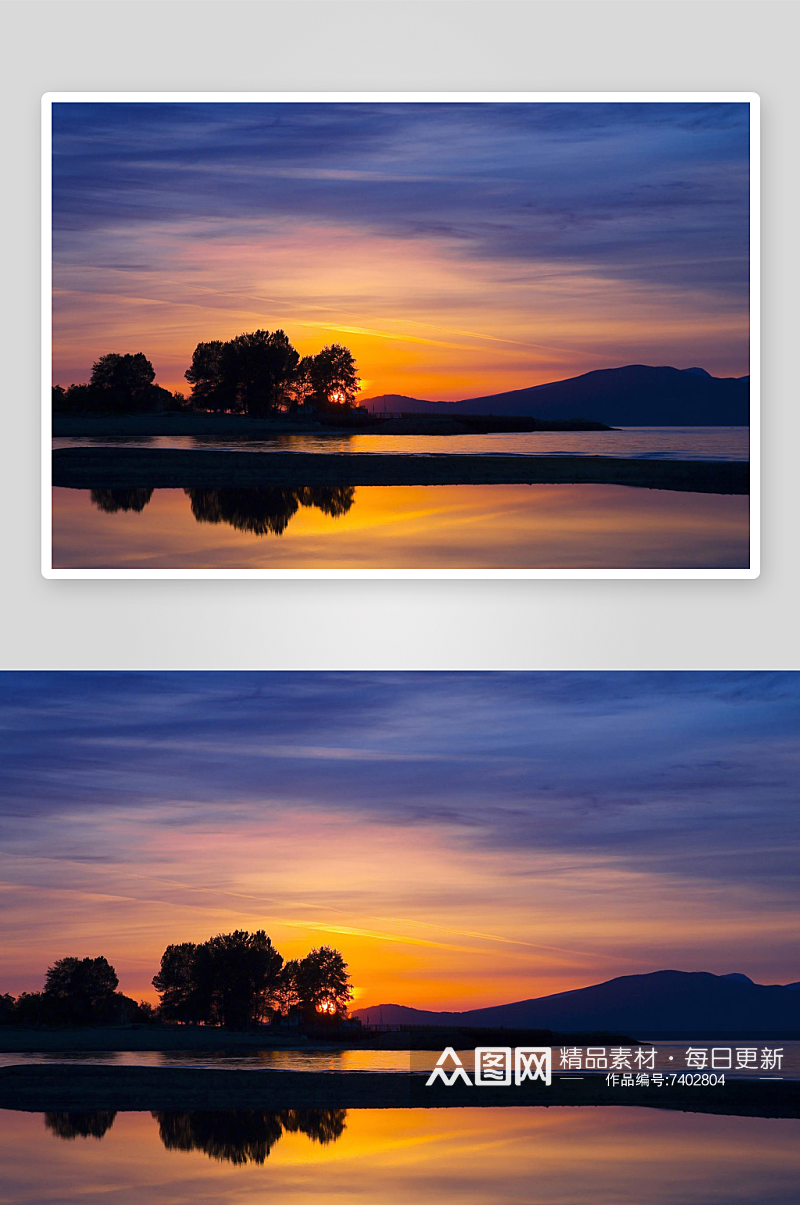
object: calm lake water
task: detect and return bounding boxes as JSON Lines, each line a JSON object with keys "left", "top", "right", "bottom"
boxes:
{"left": 52, "top": 484, "right": 750, "bottom": 570}
{"left": 1, "top": 1106, "right": 797, "bottom": 1204}
{"left": 2, "top": 1041, "right": 797, "bottom": 1076}
{"left": 53, "top": 425, "right": 750, "bottom": 460}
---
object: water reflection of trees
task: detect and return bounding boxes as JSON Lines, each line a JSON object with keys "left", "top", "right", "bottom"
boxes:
{"left": 44, "top": 1108, "right": 347, "bottom": 1163}
{"left": 153, "top": 1109, "right": 347, "bottom": 1164}
{"left": 185, "top": 487, "right": 355, "bottom": 535}
{"left": 88, "top": 486, "right": 355, "bottom": 535}
{"left": 44, "top": 1111, "right": 117, "bottom": 1140}
{"left": 90, "top": 489, "right": 154, "bottom": 513}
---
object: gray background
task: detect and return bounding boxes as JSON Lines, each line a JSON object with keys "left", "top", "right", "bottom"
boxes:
{"left": 2, "top": 1, "right": 797, "bottom": 670}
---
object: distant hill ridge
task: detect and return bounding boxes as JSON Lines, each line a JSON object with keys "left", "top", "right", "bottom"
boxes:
{"left": 352, "top": 970, "right": 798, "bottom": 1035}
{"left": 361, "top": 365, "right": 750, "bottom": 426}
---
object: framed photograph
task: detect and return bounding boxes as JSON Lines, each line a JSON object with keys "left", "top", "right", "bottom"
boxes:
{"left": 42, "top": 93, "right": 758, "bottom": 578}
{"left": 1, "top": 670, "right": 796, "bottom": 1200}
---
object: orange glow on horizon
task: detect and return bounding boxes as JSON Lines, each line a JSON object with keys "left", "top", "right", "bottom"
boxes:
{"left": 2, "top": 790, "right": 789, "bottom": 1011}
{"left": 51, "top": 481, "right": 749, "bottom": 573}
{"left": 53, "top": 220, "right": 749, "bottom": 401}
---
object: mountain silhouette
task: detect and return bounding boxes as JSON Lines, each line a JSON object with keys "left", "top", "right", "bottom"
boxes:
{"left": 362, "top": 365, "right": 749, "bottom": 426}
{"left": 352, "top": 970, "right": 799, "bottom": 1035}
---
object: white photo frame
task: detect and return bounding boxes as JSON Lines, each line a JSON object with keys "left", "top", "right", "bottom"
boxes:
{"left": 42, "top": 92, "right": 760, "bottom": 580}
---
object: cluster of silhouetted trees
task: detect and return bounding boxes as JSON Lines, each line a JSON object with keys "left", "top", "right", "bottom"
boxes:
{"left": 45, "top": 1108, "right": 347, "bottom": 1162}
{"left": 0, "top": 931, "right": 353, "bottom": 1030}
{"left": 153, "top": 932, "right": 352, "bottom": 1028}
{"left": 52, "top": 353, "right": 175, "bottom": 416}
{"left": 53, "top": 331, "right": 360, "bottom": 417}
{"left": 185, "top": 486, "right": 355, "bottom": 536}
{"left": 88, "top": 486, "right": 356, "bottom": 537}
{"left": 0, "top": 956, "right": 153, "bottom": 1028}
{"left": 185, "top": 332, "right": 359, "bottom": 415}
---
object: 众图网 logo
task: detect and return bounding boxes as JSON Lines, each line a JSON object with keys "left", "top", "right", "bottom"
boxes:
{"left": 425, "top": 1047, "right": 552, "bottom": 1087}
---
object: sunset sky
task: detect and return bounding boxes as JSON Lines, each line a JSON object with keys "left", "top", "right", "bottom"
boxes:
{"left": 0, "top": 673, "right": 795, "bottom": 1010}
{"left": 51, "top": 101, "right": 751, "bottom": 400}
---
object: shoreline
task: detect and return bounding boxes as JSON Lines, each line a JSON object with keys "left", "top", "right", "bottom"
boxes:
{"left": 0, "top": 1025, "right": 639, "bottom": 1055}
{"left": 0, "top": 1065, "right": 796, "bottom": 1118}
{"left": 52, "top": 449, "right": 749, "bottom": 495}
{"left": 53, "top": 413, "right": 615, "bottom": 438}
{"left": 0, "top": 1028, "right": 309, "bottom": 1054}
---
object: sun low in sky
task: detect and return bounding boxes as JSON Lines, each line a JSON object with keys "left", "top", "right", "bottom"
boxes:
{"left": 51, "top": 101, "right": 751, "bottom": 401}
{"left": 0, "top": 672, "right": 794, "bottom": 1009}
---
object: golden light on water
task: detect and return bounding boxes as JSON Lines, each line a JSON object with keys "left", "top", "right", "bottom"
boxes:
{"left": 51, "top": 484, "right": 750, "bottom": 572}
{"left": 2, "top": 1105, "right": 797, "bottom": 1204}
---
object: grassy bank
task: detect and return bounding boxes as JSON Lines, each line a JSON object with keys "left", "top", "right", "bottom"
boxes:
{"left": 0, "top": 1064, "right": 795, "bottom": 1118}
{"left": 52, "top": 448, "right": 749, "bottom": 495}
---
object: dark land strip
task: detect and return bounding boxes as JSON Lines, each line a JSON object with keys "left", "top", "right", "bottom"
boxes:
{"left": 0, "top": 1065, "right": 795, "bottom": 1118}
{"left": 53, "top": 449, "right": 749, "bottom": 495}
{"left": 53, "top": 414, "right": 613, "bottom": 438}
{"left": 0, "top": 1026, "right": 634, "bottom": 1054}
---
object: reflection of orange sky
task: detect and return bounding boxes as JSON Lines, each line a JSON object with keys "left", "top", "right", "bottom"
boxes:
{"left": 5, "top": 1104, "right": 799, "bottom": 1202}
{"left": 4, "top": 1106, "right": 799, "bottom": 1202}
{"left": 3, "top": 798, "right": 791, "bottom": 1007}
{"left": 51, "top": 483, "right": 750, "bottom": 571}
{"left": 53, "top": 220, "right": 749, "bottom": 399}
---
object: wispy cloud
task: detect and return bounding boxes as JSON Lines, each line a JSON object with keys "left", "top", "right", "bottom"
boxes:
{"left": 51, "top": 101, "right": 750, "bottom": 395}
{"left": 1, "top": 673, "right": 793, "bottom": 1006}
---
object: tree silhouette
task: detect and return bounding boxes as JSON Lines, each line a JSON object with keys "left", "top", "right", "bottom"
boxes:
{"left": 1, "top": 982, "right": 146, "bottom": 1027}
{"left": 44, "top": 956, "right": 119, "bottom": 1025}
{"left": 194, "top": 930, "right": 284, "bottom": 1028}
{"left": 89, "top": 353, "right": 173, "bottom": 413}
{"left": 9, "top": 991, "right": 49, "bottom": 1025}
{"left": 300, "top": 486, "right": 355, "bottom": 518}
{"left": 184, "top": 340, "right": 228, "bottom": 410}
{"left": 154, "top": 1110, "right": 286, "bottom": 1164}
{"left": 282, "top": 1109, "right": 348, "bottom": 1145}
{"left": 289, "top": 946, "right": 353, "bottom": 1022}
{"left": 152, "top": 1110, "right": 347, "bottom": 1164}
{"left": 45, "top": 1112, "right": 117, "bottom": 1141}
{"left": 285, "top": 354, "right": 315, "bottom": 411}
{"left": 186, "top": 488, "right": 302, "bottom": 536}
{"left": 90, "top": 489, "right": 153, "bottom": 514}
{"left": 184, "top": 487, "right": 355, "bottom": 536}
{"left": 152, "top": 942, "right": 201, "bottom": 1024}
{"left": 54, "top": 352, "right": 175, "bottom": 414}
{"left": 151, "top": 931, "right": 352, "bottom": 1029}
{"left": 310, "top": 344, "right": 360, "bottom": 409}
{"left": 153, "top": 931, "right": 284, "bottom": 1029}
{"left": 91, "top": 353, "right": 155, "bottom": 394}
{"left": 53, "top": 333, "right": 360, "bottom": 415}
{"left": 232, "top": 330, "right": 301, "bottom": 415}
{"left": 185, "top": 329, "right": 304, "bottom": 415}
